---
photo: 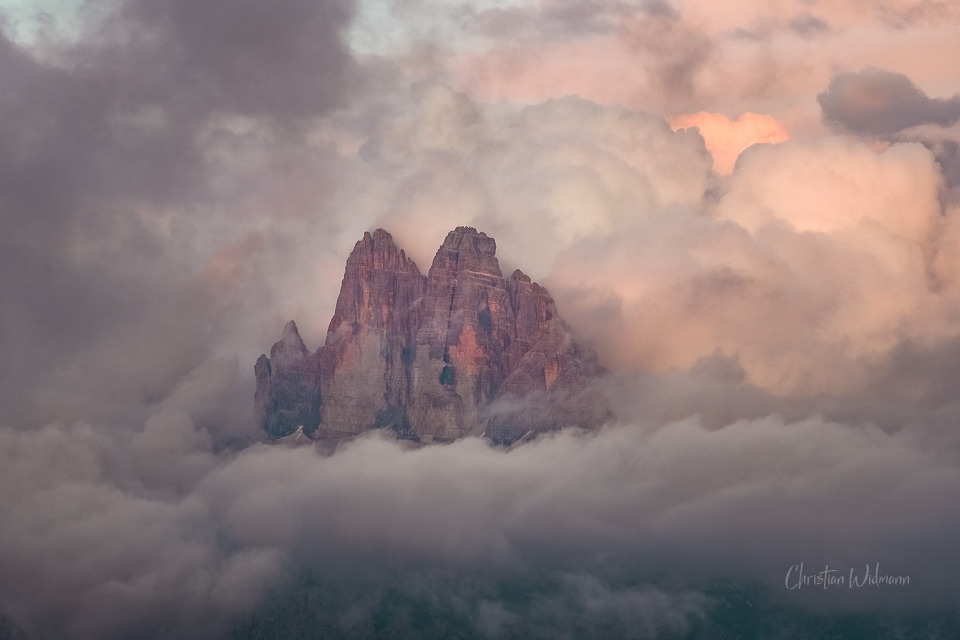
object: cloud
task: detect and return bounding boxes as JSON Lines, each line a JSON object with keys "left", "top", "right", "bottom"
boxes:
{"left": 669, "top": 111, "right": 790, "bottom": 174}
{"left": 108, "top": 0, "right": 357, "bottom": 120}
{"left": 868, "top": 0, "right": 960, "bottom": 27}
{"left": 819, "top": 67, "right": 960, "bottom": 136}
{"left": 450, "top": 1, "right": 719, "bottom": 114}
{"left": 788, "top": 13, "right": 831, "bottom": 37}
{"left": 2, "top": 412, "right": 958, "bottom": 638}
{"left": 444, "top": 0, "right": 960, "bottom": 137}
{"left": 0, "top": 0, "right": 361, "bottom": 433}
{"left": 550, "top": 136, "right": 952, "bottom": 397}
{"left": 617, "top": 8, "right": 714, "bottom": 106}
{"left": 334, "top": 84, "right": 715, "bottom": 276}
{"left": 465, "top": 0, "right": 680, "bottom": 41}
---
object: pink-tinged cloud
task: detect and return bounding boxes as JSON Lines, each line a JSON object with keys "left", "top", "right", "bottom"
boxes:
{"left": 445, "top": 1, "right": 960, "bottom": 137}
{"left": 201, "top": 233, "right": 266, "bottom": 291}
{"left": 668, "top": 112, "right": 789, "bottom": 173}
{"left": 454, "top": 37, "right": 648, "bottom": 110}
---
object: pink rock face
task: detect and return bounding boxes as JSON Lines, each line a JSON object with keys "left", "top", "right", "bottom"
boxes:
{"left": 319, "top": 229, "right": 427, "bottom": 436}
{"left": 254, "top": 227, "right": 607, "bottom": 442}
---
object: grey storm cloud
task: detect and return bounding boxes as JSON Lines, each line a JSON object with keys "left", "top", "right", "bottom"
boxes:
{"left": 0, "top": 0, "right": 359, "bottom": 430}
{"left": 818, "top": 67, "right": 960, "bottom": 136}
{"left": 112, "top": 0, "right": 357, "bottom": 119}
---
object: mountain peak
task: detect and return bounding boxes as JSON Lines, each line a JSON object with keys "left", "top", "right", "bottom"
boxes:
{"left": 431, "top": 225, "right": 500, "bottom": 279}
{"left": 510, "top": 269, "right": 531, "bottom": 284}
{"left": 282, "top": 319, "right": 302, "bottom": 341}
{"left": 255, "top": 227, "right": 607, "bottom": 443}
{"left": 346, "top": 228, "right": 418, "bottom": 273}
{"left": 450, "top": 225, "right": 484, "bottom": 235}
{"left": 271, "top": 320, "right": 308, "bottom": 360}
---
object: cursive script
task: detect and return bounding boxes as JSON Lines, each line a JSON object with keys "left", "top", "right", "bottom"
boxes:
{"left": 785, "top": 562, "right": 910, "bottom": 590}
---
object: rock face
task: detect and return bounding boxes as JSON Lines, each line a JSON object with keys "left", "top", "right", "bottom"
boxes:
{"left": 254, "top": 227, "right": 606, "bottom": 443}
{"left": 255, "top": 320, "right": 321, "bottom": 439}
{"left": 319, "top": 229, "right": 426, "bottom": 437}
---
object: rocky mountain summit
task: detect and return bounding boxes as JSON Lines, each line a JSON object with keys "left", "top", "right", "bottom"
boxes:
{"left": 255, "top": 227, "right": 606, "bottom": 444}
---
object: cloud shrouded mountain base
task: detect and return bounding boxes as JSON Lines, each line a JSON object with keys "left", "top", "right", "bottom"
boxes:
{"left": 2, "top": 397, "right": 959, "bottom": 639}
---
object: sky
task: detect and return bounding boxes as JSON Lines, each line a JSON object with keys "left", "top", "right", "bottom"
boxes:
{"left": 1, "top": 0, "right": 960, "bottom": 638}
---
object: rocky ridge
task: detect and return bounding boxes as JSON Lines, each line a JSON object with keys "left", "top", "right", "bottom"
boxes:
{"left": 255, "top": 227, "right": 606, "bottom": 443}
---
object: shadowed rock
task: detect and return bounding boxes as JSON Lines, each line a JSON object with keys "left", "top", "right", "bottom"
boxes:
{"left": 254, "top": 320, "right": 321, "bottom": 438}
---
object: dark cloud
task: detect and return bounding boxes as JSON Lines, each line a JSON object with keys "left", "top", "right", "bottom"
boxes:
{"left": 928, "top": 138, "right": 960, "bottom": 200}
{"left": 0, "top": 0, "right": 359, "bottom": 431}
{"left": 871, "top": 0, "right": 960, "bottom": 28}
{"left": 619, "top": 10, "right": 713, "bottom": 107}
{"left": 467, "top": 0, "right": 679, "bottom": 41}
{"left": 0, "top": 612, "right": 29, "bottom": 640}
{"left": 639, "top": 0, "right": 678, "bottom": 20}
{"left": 538, "top": 0, "right": 620, "bottom": 35}
{"left": 818, "top": 67, "right": 960, "bottom": 194}
{"left": 788, "top": 13, "right": 830, "bottom": 37}
{"left": 818, "top": 67, "right": 960, "bottom": 136}
{"left": 731, "top": 13, "right": 832, "bottom": 42}
{"left": 932, "top": 138, "right": 960, "bottom": 185}
{"left": 111, "top": 0, "right": 356, "bottom": 120}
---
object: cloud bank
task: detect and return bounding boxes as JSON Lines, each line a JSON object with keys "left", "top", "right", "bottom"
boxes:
{"left": 3, "top": 415, "right": 959, "bottom": 638}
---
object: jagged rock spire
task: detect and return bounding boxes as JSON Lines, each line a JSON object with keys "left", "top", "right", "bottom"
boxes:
{"left": 254, "top": 227, "right": 607, "bottom": 442}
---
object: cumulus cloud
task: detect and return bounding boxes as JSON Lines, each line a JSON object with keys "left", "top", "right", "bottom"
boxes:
{"left": 352, "top": 85, "right": 713, "bottom": 275}
{"left": 548, "top": 134, "right": 956, "bottom": 397}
